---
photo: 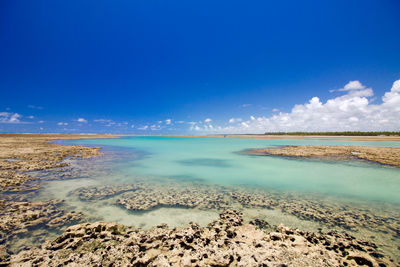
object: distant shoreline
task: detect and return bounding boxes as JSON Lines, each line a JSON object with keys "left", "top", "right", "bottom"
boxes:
{"left": 129, "top": 134, "right": 400, "bottom": 142}
{"left": 1, "top": 133, "right": 400, "bottom": 142}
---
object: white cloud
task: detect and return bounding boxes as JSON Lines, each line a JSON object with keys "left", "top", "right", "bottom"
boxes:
{"left": 191, "top": 79, "right": 400, "bottom": 133}
{"left": 57, "top": 122, "right": 68, "bottom": 126}
{"left": 0, "top": 112, "right": 22, "bottom": 124}
{"left": 240, "top": 104, "right": 252, "bottom": 108}
{"left": 151, "top": 124, "right": 161, "bottom": 130}
{"left": 330, "top": 80, "right": 368, "bottom": 93}
{"left": 138, "top": 125, "right": 148, "bottom": 130}
{"left": 94, "top": 119, "right": 113, "bottom": 123}
{"left": 27, "top": 115, "right": 34, "bottom": 119}
{"left": 176, "top": 120, "right": 185, "bottom": 124}
{"left": 272, "top": 108, "right": 279, "bottom": 112}
{"left": 204, "top": 118, "right": 212, "bottom": 123}
{"left": 229, "top": 118, "right": 242, "bottom": 123}
{"left": 77, "top": 118, "right": 88, "bottom": 123}
{"left": 339, "top": 80, "right": 366, "bottom": 91}
{"left": 165, "top": 119, "right": 172, "bottom": 125}
{"left": 241, "top": 122, "right": 249, "bottom": 128}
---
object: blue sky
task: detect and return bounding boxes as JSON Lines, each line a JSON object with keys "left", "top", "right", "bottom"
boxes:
{"left": 1, "top": 0, "right": 400, "bottom": 133}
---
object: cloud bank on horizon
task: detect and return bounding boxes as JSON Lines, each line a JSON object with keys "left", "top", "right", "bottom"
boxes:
{"left": 192, "top": 79, "right": 400, "bottom": 134}
{"left": 1, "top": 79, "right": 399, "bottom": 134}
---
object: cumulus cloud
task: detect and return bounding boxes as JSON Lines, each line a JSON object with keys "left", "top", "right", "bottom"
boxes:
{"left": 339, "top": 80, "right": 366, "bottom": 91}
{"left": 204, "top": 118, "right": 212, "bottom": 123}
{"left": 165, "top": 119, "right": 172, "bottom": 125}
{"left": 57, "top": 122, "right": 68, "bottom": 126}
{"left": 0, "top": 112, "right": 22, "bottom": 123}
{"left": 330, "top": 80, "right": 367, "bottom": 93}
{"left": 76, "top": 118, "right": 87, "bottom": 123}
{"left": 192, "top": 80, "right": 400, "bottom": 133}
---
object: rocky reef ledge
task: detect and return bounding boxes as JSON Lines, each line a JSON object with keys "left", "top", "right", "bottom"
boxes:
{"left": 0, "top": 134, "right": 121, "bottom": 192}
{"left": 7, "top": 210, "right": 394, "bottom": 267}
{"left": 247, "top": 145, "right": 400, "bottom": 167}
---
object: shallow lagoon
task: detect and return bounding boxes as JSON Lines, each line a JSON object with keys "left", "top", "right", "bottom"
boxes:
{"left": 68, "top": 136, "right": 400, "bottom": 203}
{"left": 30, "top": 136, "right": 400, "bottom": 260}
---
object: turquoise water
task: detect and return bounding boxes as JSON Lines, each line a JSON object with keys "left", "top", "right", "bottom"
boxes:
{"left": 72, "top": 136, "right": 400, "bottom": 204}
{"left": 17, "top": 136, "right": 399, "bottom": 260}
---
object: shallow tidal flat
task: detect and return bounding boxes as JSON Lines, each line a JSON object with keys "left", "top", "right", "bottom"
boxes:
{"left": 246, "top": 145, "right": 400, "bottom": 167}
{"left": 1, "top": 135, "right": 400, "bottom": 266}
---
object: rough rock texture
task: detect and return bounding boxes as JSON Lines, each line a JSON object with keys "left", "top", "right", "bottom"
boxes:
{"left": 72, "top": 185, "right": 141, "bottom": 201}
{"left": 0, "top": 199, "right": 85, "bottom": 240}
{"left": 117, "top": 184, "right": 230, "bottom": 211}
{"left": 278, "top": 198, "right": 400, "bottom": 238}
{"left": 0, "top": 199, "right": 85, "bottom": 263}
{"left": 71, "top": 181, "right": 400, "bottom": 242}
{"left": 0, "top": 134, "right": 121, "bottom": 191}
{"left": 248, "top": 145, "right": 400, "bottom": 167}
{"left": 232, "top": 188, "right": 400, "bottom": 241}
{"left": 229, "top": 190, "right": 279, "bottom": 209}
{"left": 9, "top": 210, "right": 395, "bottom": 267}
{"left": 0, "top": 171, "right": 40, "bottom": 192}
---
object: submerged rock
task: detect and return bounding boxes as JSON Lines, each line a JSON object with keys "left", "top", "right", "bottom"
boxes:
{"left": 117, "top": 184, "right": 230, "bottom": 211}
{"left": 71, "top": 184, "right": 141, "bottom": 201}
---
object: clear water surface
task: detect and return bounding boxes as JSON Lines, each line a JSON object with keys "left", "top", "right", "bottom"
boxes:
{"left": 69, "top": 136, "right": 400, "bottom": 204}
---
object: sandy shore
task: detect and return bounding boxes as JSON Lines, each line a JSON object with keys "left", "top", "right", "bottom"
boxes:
{"left": 247, "top": 145, "right": 400, "bottom": 167}
{"left": 0, "top": 134, "right": 398, "bottom": 266}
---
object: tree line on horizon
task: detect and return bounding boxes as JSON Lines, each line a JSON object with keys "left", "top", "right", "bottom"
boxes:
{"left": 263, "top": 131, "right": 400, "bottom": 136}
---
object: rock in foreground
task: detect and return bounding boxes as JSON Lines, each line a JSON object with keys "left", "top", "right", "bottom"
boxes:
{"left": 9, "top": 210, "right": 394, "bottom": 267}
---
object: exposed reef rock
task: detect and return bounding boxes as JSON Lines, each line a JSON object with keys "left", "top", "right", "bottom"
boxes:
{"left": 0, "top": 171, "right": 40, "bottom": 192}
{"left": 247, "top": 145, "right": 400, "bottom": 167}
{"left": 0, "top": 199, "right": 85, "bottom": 263}
{"left": 0, "top": 134, "right": 116, "bottom": 191}
{"left": 1, "top": 135, "right": 399, "bottom": 265}
{"left": 9, "top": 210, "right": 394, "bottom": 266}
